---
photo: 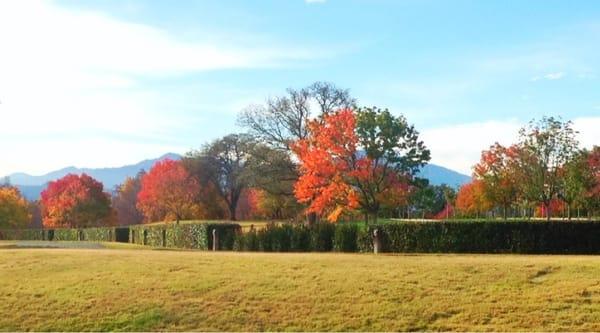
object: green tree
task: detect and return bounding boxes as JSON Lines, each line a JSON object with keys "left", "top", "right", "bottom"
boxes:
{"left": 516, "top": 117, "right": 579, "bottom": 221}
{"left": 185, "top": 134, "right": 256, "bottom": 221}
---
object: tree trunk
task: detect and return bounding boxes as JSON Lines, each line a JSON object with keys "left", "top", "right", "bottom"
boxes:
{"left": 567, "top": 204, "right": 572, "bottom": 221}
{"left": 307, "top": 212, "right": 317, "bottom": 226}
{"left": 545, "top": 202, "right": 551, "bottom": 222}
{"left": 229, "top": 204, "right": 237, "bottom": 221}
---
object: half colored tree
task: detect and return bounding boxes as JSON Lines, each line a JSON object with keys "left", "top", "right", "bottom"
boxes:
{"left": 137, "top": 159, "right": 200, "bottom": 223}
{"left": 0, "top": 186, "right": 31, "bottom": 228}
{"left": 455, "top": 180, "right": 491, "bottom": 218}
{"left": 293, "top": 108, "right": 429, "bottom": 223}
{"left": 473, "top": 143, "right": 520, "bottom": 219}
{"left": 40, "top": 173, "right": 112, "bottom": 228}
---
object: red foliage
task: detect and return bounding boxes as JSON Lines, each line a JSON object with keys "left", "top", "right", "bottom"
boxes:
{"left": 433, "top": 203, "right": 454, "bottom": 220}
{"left": 137, "top": 159, "right": 200, "bottom": 223}
{"left": 41, "top": 173, "right": 112, "bottom": 228}
{"left": 535, "top": 198, "right": 567, "bottom": 218}
{"left": 589, "top": 146, "right": 600, "bottom": 198}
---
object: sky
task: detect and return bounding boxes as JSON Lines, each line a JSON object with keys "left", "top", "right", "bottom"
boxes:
{"left": 1, "top": 0, "right": 600, "bottom": 177}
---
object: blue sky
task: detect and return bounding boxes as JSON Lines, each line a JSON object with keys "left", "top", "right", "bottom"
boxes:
{"left": 1, "top": 0, "right": 600, "bottom": 176}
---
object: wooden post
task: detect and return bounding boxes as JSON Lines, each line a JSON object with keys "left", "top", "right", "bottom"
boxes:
{"left": 212, "top": 229, "right": 219, "bottom": 251}
{"left": 373, "top": 228, "right": 381, "bottom": 254}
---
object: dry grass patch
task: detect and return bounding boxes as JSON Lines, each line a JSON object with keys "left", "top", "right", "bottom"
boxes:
{"left": 1, "top": 249, "right": 600, "bottom": 331}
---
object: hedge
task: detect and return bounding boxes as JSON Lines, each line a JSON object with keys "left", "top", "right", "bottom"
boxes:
{"left": 129, "top": 223, "right": 241, "bottom": 250}
{"left": 363, "top": 221, "right": 600, "bottom": 254}
{"left": 0, "top": 229, "right": 45, "bottom": 241}
{"left": 233, "top": 223, "right": 346, "bottom": 252}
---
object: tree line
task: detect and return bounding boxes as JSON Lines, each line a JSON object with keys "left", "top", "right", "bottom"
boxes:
{"left": 1, "top": 82, "right": 599, "bottom": 228}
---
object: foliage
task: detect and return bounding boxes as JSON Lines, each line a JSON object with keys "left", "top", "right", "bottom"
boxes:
{"left": 40, "top": 173, "right": 112, "bottom": 228}
{"left": 137, "top": 159, "right": 200, "bottom": 223}
{"left": 360, "top": 221, "right": 600, "bottom": 254}
{"left": 112, "top": 172, "right": 144, "bottom": 225}
{"left": 455, "top": 180, "right": 491, "bottom": 217}
{"left": 185, "top": 134, "right": 255, "bottom": 221}
{"left": 0, "top": 186, "right": 31, "bottom": 228}
{"left": 129, "top": 222, "right": 240, "bottom": 250}
{"left": 516, "top": 117, "right": 579, "bottom": 220}
{"left": 474, "top": 143, "right": 520, "bottom": 219}
{"left": 293, "top": 108, "right": 429, "bottom": 223}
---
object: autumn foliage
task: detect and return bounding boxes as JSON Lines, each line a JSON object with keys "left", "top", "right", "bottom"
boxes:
{"left": 456, "top": 179, "right": 491, "bottom": 217}
{"left": 292, "top": 109, "right": 361, "bottom": 222}
{"left": 137, "top": 159, "right": 200, "bottom": 223}
{"left": 0, "top": 186, "right": 31, "bottom": 228}
{"left": 40, "top": 173, "right": 112, "bottom": 228}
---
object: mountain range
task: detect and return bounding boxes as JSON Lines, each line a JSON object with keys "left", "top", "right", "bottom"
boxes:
{"left": 5, "top": 153, "right": 471, "bottom": 200}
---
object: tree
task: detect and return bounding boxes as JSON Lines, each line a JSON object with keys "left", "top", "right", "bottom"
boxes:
{"left": 410, "top": 184, "right": 447, "bottom": 219}
{"left": 0, "top": 186, "right": 31, "bottom": 228}
{"left": 455, "top": 180, "right": 491, "bottom": 218}
{"left": 40, "top": 173, "right": 112, "bottom": 228}
{"left": 516, "top": 117, "right": 579, "bottom": 221}
{"left": 293, "top": 108, "right": 430, "bottom": 223}
{"left": 559, "top": 151, "right": 589, "bottom": 219}
{"left": 112, "top": 171, "right": 144, "bottom": 225}
{"left": 137, "top": 159, "right": 200, "bottom": 224}
{"left": 185, "top": 134, "right": 255, "bottom": 221}
{"left": 474, "top": 143, "right": 520, "bottom": 219}
{"left": 238, "top": 81, "right": 356, "bottom": 150}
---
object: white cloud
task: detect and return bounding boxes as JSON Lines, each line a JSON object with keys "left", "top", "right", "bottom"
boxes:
{"left": 0, "top": 0, "right": 322, "bottom": 176}
{"left": 421, "top": 117, "right": 600, "bottom": 175}
{"left": 530, "top": 72, "right": 566, "bottom": 81}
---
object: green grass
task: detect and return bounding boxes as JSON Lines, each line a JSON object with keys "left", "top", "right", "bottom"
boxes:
{"left": 2, "top": 248, "right": 600, "bottom": 331}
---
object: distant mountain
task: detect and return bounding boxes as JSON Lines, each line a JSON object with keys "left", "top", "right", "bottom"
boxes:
{"left": 417, "top": 164, "right": 471, "bottom": 188}
{"left": 7, "top": 153, "right": 469, "bottom": 200}
{"left": 10, "top": 153, "right": 182, "bottom": 200}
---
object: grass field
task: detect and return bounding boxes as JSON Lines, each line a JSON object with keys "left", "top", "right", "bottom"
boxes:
{"left": 2, "top": 246, "right": 600, "bottom": 331}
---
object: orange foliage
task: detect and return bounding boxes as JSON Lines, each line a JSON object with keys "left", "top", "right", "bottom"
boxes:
{"left": 455, "top": 179, "right": 491, "bottom": 217}
{"left": 137, "top": 159, "right": 200, "bottom": 223}
{"left": 292, "top": 109, "right": 361, "bottom": 222}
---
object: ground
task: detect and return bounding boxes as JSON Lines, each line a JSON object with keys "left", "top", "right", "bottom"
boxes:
{"left": 1, "top": 243, "right": 600, "bottom": 331}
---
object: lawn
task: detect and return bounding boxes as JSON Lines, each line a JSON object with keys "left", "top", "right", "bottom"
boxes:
{"left": 1, "top": 246, "right": 600, "bottom": 331}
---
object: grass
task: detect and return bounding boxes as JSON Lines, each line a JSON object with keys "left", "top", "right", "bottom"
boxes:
{"left": 2, "top": 248, "right": 600, "bottom": 331}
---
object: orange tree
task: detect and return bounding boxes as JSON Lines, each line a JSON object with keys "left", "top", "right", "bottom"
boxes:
{"left": 455, "top": 179, "right": 491, "bottom": 218}
{"left": 40, "top": 173, "right": 112, "bottom": 228}
{"left": 0, "top": 186, "right": 31, "bottom": 228}
{"left": 293, "top": 107, "right": 430, "bottom": 223}
{"left": 473, "top": 143, "right": 520, "bottom": 219}
{"left": 137, "top": 159, "right": 200, "bottom": 224}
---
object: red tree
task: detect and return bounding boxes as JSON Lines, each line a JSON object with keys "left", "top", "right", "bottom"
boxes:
{"left": 41, "top": 173, "right": 112, "bottom": 228}
{"left": 455, "top": 180, "right": 491, "bottom": 218}
{"left": 137, "top": 159, "right": 200, "bottom": 223}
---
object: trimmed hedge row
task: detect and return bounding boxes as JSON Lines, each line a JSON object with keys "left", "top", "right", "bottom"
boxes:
{"left": 129, "top": 223, "right": 241, "bottom": 250}
{"left": 367, "top": 221, "right": 600, "bottom": 254}
{"left": 3, "top": 221, "right": 600, "bottom": 254}
{"left": 233, "top": 223, "right": 353, "bottom": 252}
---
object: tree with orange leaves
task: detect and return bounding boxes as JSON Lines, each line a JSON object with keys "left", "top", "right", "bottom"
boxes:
{"left": 293, "top": 107, "right": 430, "bottom": 223}
{"left": 474, "top": 143, "right": 520, "bottom": 219}
{"left": 0, "top": 186, "right": 31, "bottom": 228}
{"left": 137, "top": 159, "right": 200, "bottom": 224}
{"left": 456, "top": 179, "right": 491, "bottom": 218}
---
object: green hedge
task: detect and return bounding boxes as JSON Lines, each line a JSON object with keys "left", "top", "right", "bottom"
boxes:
{"left": 53, "top": 228, "right": 80, "bottom": 241}
{"left": 362, "top": 221, "right": 600, "bottom": 254}
{"left": 129, "top": 223, "right": 241, "bottom": 250}
{"left": 0, "top": 229, "right": 45, "bottom": 240}
{"left": 233, "top": 223, "right": 344, "bottom": 252}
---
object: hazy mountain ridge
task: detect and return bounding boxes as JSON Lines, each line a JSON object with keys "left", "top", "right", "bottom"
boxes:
{"left": 7, "top": 153, "right": 470, "bottom": 200}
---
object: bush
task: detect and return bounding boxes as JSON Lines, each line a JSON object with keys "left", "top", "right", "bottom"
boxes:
{"left": 359, "top": 221, "right": 600, "bottom": 254}
{"left": 0, "top": 229, "right": 44, "bottom": 240}
{"left": 53, "top": 228, "right": 80, "bottom": 241}
{"left": 333, "top": 223, "right": 359, "bottom": 252}
{"left": 81, "top": 227, "right": 115, "bottom": 242}
{"left": 233, "top": 223, "right": 337, "bottom": 252}
{"left": 129, "top": 222, "right": 241, "bottom": 250}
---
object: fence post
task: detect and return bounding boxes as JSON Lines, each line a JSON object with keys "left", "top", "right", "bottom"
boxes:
{"left": 212, "top": 229, "right": 219, "bottom": 251}
{"left": 373, "top": 228, "right": 381, "bottom": 254}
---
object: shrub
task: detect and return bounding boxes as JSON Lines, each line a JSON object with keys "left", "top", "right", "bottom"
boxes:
{"left": 333, "top": 223, "right": 359, "bottom": 252}
{"left": 359, "top": 221, "right": 600, "bottom": 254}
